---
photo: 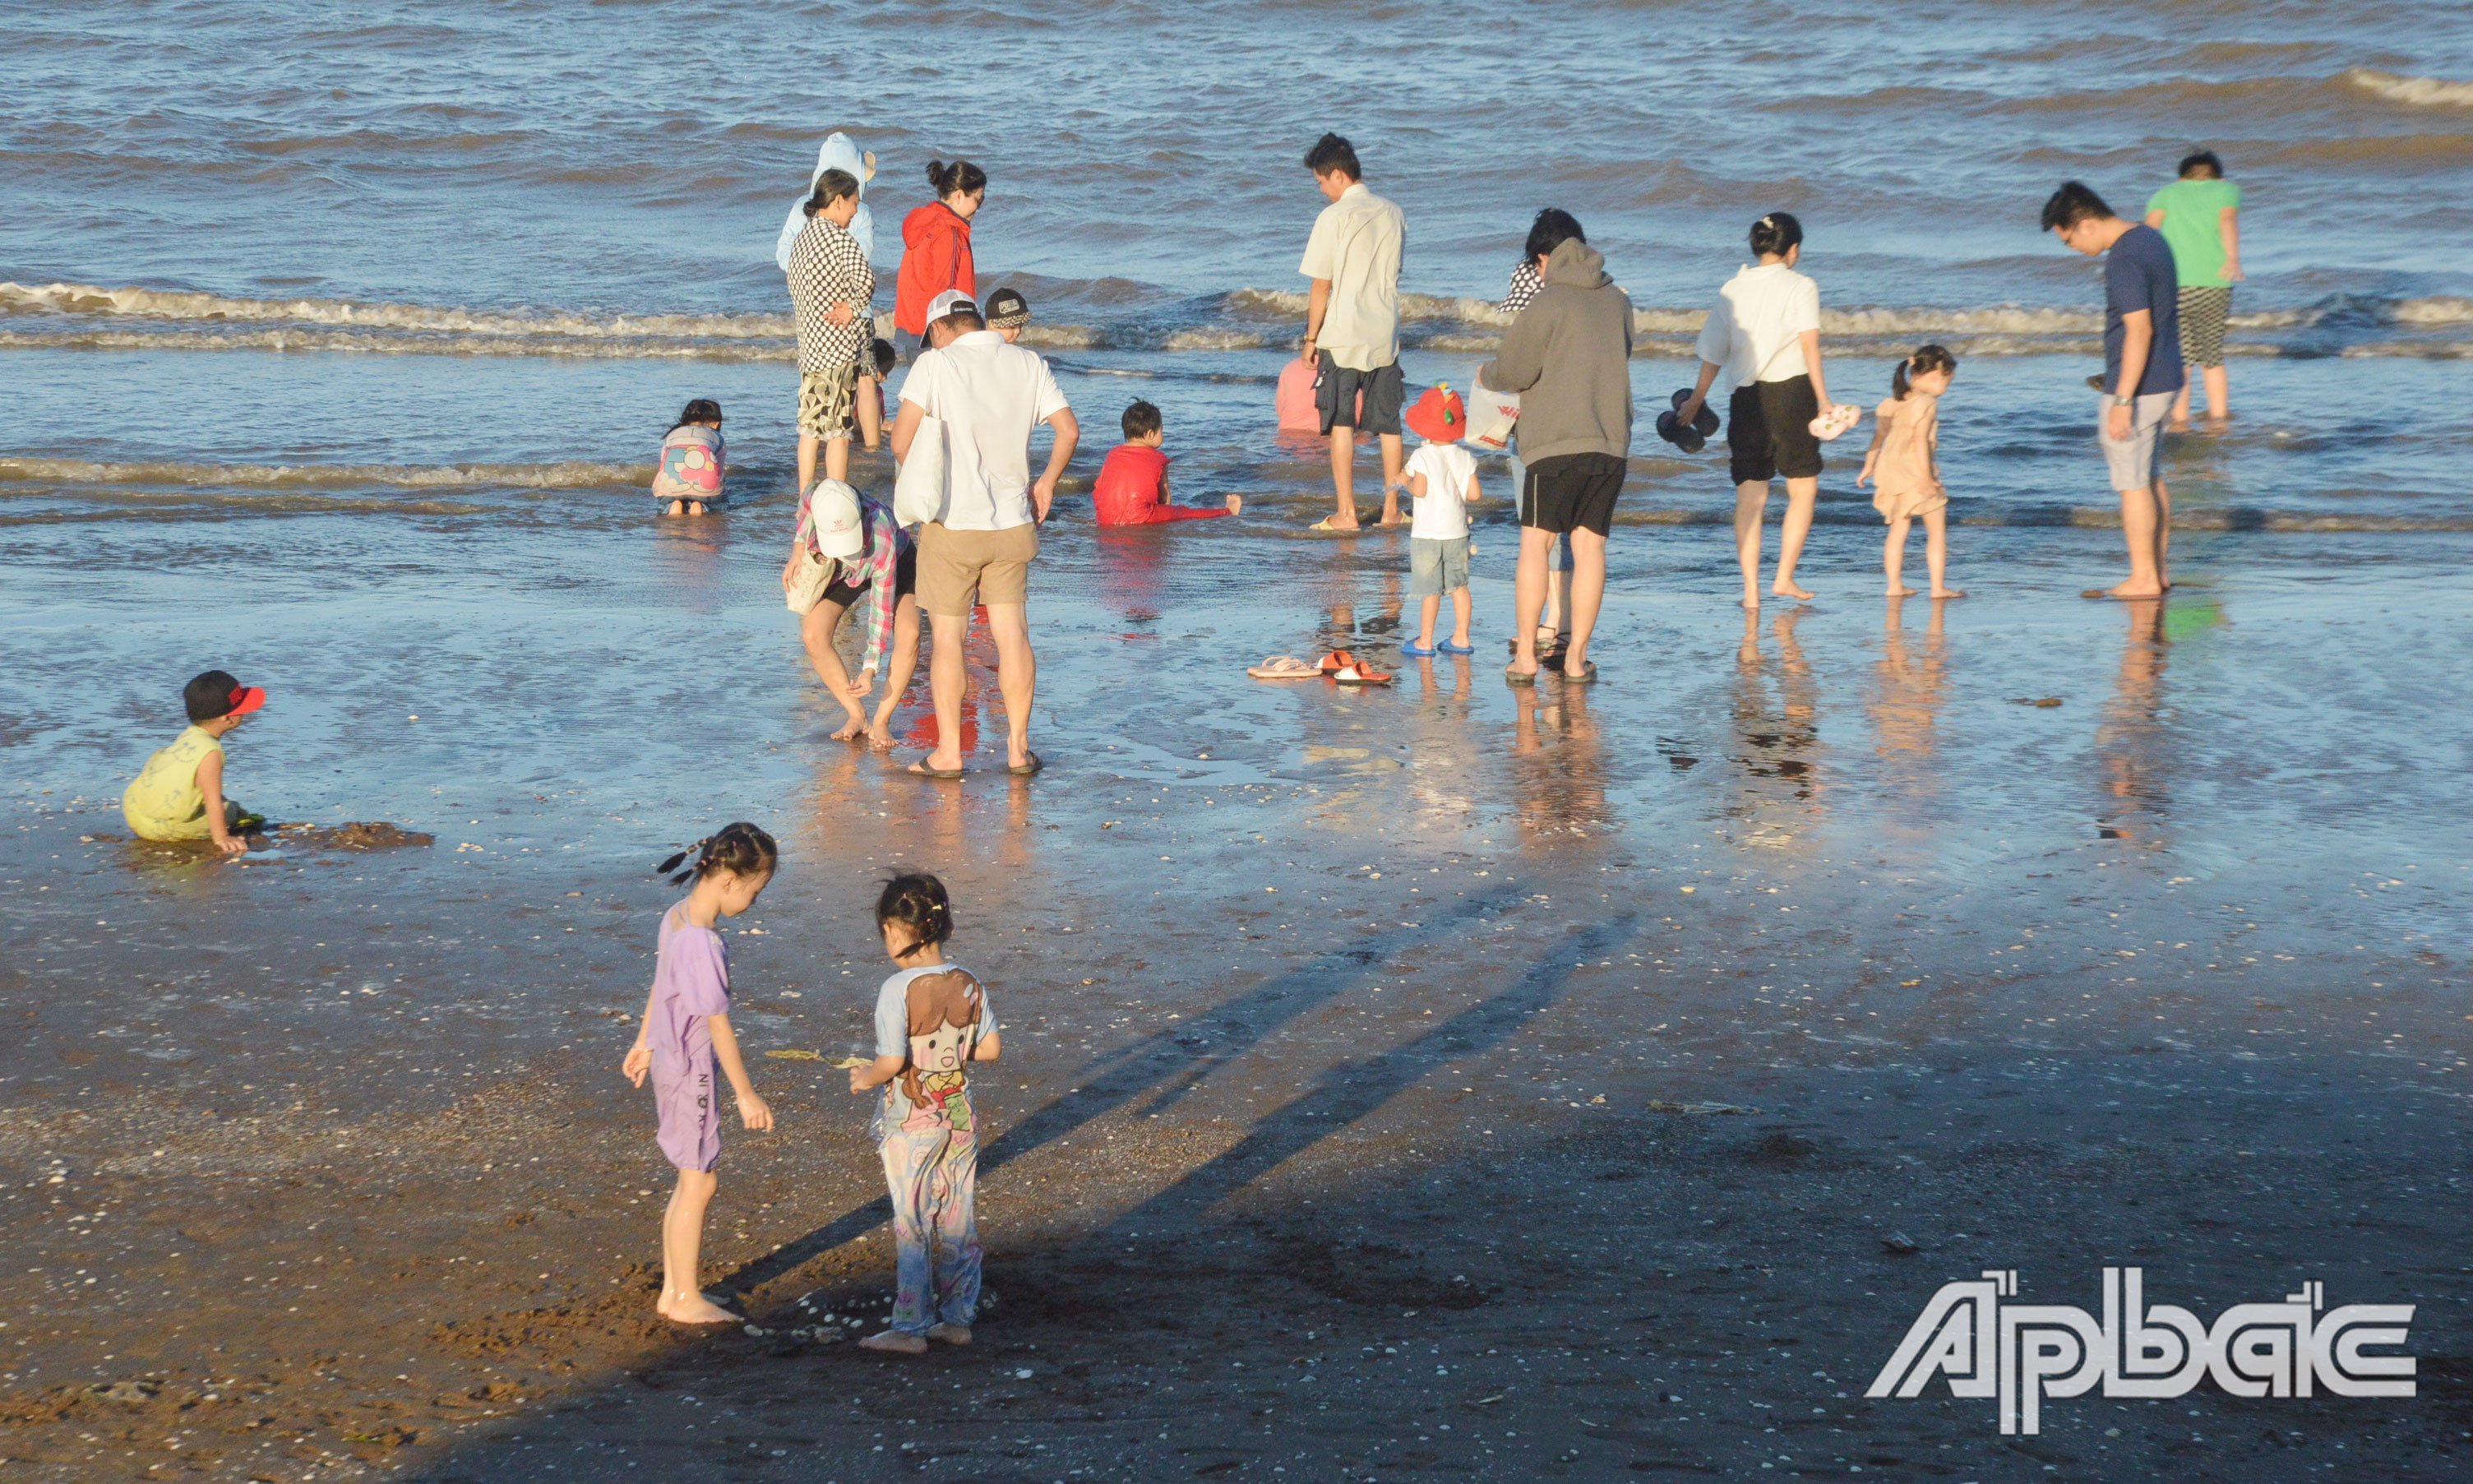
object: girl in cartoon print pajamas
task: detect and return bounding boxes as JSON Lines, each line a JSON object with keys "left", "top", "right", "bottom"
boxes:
{"left": 848, "top": 873, "right": 1001, "bottom": 1354}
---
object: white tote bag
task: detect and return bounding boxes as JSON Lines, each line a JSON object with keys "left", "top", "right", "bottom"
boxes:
{"left": 892, "top": 414, "right": 949, "bottom": 529}
{"left": 1464, "top": 369, "right": 1521, "bottom": 451}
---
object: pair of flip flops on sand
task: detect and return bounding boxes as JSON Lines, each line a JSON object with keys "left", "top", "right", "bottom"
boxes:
{"left": 1249, "top": 650, "right": 1393, "bottom": 685}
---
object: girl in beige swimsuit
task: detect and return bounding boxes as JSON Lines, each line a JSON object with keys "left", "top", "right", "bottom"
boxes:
{"left": 1858, "top": 345, "right": 1964, "bottom": 598}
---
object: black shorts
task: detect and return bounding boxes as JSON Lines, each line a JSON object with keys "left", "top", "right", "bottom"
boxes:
{"left": 1727, "top": 375, "right": 1824, "bottom": 484}
{"left": 819, "top": 546, "right": 917, "bottom": 610}
{"left": 1518, "top": 452, "right": 1626, "bottom": 538}
{"left": 1315, "top": 353, "right": 1404, "bottom": 437}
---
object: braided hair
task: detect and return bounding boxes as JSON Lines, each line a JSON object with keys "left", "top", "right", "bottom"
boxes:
{"left": 876, "top": 872, "right": 954, "bottom": 960}
{"left": 656, "top": 821, "right": 779, "bottom": 887}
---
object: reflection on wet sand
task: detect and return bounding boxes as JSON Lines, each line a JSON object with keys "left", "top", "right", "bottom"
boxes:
{"left": 1726, "top": 607, "right": 1826, "bottom": 844}
{"left": 1402, "top": 650, "right": 1480, "bottom": 824}
{"left": 1508, "top": 681, "right": 1609, "bottom": 842}
{"left": 1867, "top": 595, "right": 1950, "bottom": 799}
{"left": 2093, "top": 598, "right": 2175, "bottom": 847}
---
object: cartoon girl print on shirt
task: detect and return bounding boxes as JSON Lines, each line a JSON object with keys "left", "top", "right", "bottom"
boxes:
{"left": 895, "top": 969, "right": 985, "bottom": 1136}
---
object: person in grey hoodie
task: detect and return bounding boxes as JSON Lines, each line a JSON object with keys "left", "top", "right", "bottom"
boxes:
{"left": 1478, "top": 210, "right": 1634, "bottom": 684}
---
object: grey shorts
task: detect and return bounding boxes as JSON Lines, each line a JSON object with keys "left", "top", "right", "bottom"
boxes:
{"left": 1315, "top": 353, "right": 1404, "bottom": 436}
{"left": 1409, "top": 535, "right": 1470, "bottom": 597}
{"left": 2099, "top": 390, "right": 2176, "bottom": 491}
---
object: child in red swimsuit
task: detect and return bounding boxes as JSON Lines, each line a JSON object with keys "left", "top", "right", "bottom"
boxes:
{"left": 1091, "top": 400, "right": 1242, "bottom": 525}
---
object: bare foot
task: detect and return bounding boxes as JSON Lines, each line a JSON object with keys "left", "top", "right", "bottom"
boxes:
{"left": 1741, "top": 591, "right": 1762, "bottom": 611}
{"left": 665, "top": 500, "right": 685, "bottom": 517}
{"left": 866, "top": 719, "right": 894, "bottom": 748}
{"left": 657, "top": 1293, "right": 740, "bottom": 1325}
{"left": 1772, "top": 579, "right": 1814, "bottom": 602}
{"left": 1930, "top": 586, "right": 1967, "bottom": 599}
{"left": 859, "top": 1329, "right": 928, "bottom": 1354}
{"left": 2167, "top": 420, "right": 2193, "bottom": 433}
{"left": 830, "top": 715, "right": 867, "bottom": 742}
{"left": 1224, "top": 494, "right": 1245, "bottom": 515}
{"left": 688, "top": 502, "right": 708, "bottom": 516}
{"left": 925, "top": 1322, "right": 973, "bottom": 1346}
{"left": 1885, "top": 584, "right": 1917, "bottom": 598}
{"left": 2098, "top": 580, "right": 2165, "bottom": 599}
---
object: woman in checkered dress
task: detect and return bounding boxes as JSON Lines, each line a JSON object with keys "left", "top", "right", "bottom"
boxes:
{"left": 788, "top": 168, "right": 876, "bottom": 492}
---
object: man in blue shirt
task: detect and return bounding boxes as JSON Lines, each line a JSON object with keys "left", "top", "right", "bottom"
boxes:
{"left": 2044, "top": 181, "right": 2186, "bottom": 599}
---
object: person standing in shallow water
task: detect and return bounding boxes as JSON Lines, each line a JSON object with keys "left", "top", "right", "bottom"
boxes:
{"left": 2146, "top": 150, "right": 2242, "bottom": 428}
{"left": 1479, "top": 209, "right": 1634, "bottom": 686}
{"left": 2043, "top": 180, "right": 2184, "bottom": 600}
{"left": 787, "top": 169, "right": 873, "bottom": 493}
{"left": 1296, "top": 132, "right": 1407, "bottom": 531}
{"left": 894, "top": 159, "right": 984, "bottom": 355}
{"left": 1676, "top": 212, "right": 1842, "bottom": 610}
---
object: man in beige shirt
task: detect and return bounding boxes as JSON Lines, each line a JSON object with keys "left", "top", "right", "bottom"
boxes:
{"left": 1297, "top": 132, "right": 1406, "bottom": 530}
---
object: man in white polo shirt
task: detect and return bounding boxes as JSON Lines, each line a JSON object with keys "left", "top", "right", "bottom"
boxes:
{"left": 890, "top": 290, "right": 1079, "bottom": 777}
{"left": 1297, "top": 132, "right": 1406, "bottom": 531}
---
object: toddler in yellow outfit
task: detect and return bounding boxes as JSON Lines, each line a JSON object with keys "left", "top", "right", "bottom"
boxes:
{"left": 123, "top": 669, "right": 266, "bottom": 853}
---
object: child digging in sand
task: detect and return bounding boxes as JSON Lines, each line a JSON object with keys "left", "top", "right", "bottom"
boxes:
{"left": 1857, "top": 345, "right": 1964, "bottom": 599}
{"left": 623, "top": 823, "right": 778, "bottom": 1325}
{"left": 122, "top": 669, "right": 266, "bottom": 853}
{"left": 848, "top": 873, "right": 1000, "bottom": 1353}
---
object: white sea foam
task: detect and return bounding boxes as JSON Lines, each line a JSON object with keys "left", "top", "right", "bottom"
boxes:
{"left": 0, "top": 280, "right": 790, "bottom": 341}
{"left": 0, "top": 457, "right": 652, "bottom": 491}
{"left": 2346, "top": 68, "right": 2473, "bottom": 109}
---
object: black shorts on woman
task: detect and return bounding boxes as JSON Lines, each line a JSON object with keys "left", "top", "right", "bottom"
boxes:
{"left": 1727, "top": 373, "right": 1824, "bottom": 484}
{"left": 818, "top": 547, "right": 918, "bottom": 610}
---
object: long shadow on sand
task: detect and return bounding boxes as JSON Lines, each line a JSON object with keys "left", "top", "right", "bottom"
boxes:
{"left": 403, "top": 890, "right": 1642, "bottom": 1481}
{"left": 711, "top": 877, "right": 1548, "bottom": 1297}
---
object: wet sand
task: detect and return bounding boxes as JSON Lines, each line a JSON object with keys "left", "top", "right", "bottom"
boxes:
{"left": 3, "top": 495, "right": 2470, "bottom": 1482}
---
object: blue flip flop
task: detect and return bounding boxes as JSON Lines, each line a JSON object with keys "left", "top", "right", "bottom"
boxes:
{"left": 1400, "top": 639, "right": 1436, "bottom": 658}
{"left": 1436, "top": 639, "right": 1474, "bottom": 654}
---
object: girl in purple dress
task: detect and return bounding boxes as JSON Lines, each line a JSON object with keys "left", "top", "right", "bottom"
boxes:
{"left": 622, "top": 823, "right": 779, "bottom": 1324}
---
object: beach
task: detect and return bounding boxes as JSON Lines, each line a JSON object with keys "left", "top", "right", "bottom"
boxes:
{"left": 5, "top": 493, "right": 2471, "bottom": 1478}
{"left": 7, "top": 0, "right": 2473, "bottom": 1477}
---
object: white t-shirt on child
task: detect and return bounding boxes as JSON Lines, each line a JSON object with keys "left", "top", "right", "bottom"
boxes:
{"left": 1404, "top": 441, "right": 1476, "bottom": 540}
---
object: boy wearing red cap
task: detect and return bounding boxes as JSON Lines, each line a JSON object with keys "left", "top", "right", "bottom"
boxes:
{"left": 1400, "top": 386, "right": 1481, "bottom": 658}
{"left": 123, "top": 669, "right": 265, "bottom": 853}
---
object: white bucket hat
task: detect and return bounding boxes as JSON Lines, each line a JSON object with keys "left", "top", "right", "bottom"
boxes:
{"left": 807, "top": 478, "right": 865, "bottom": 560}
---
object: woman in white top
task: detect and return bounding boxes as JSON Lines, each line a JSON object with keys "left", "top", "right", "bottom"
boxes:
{"left": 1676, "top": 213, "right": 1842, "bottom": 609}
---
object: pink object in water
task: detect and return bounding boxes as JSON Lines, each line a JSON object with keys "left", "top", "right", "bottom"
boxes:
{"left": 1276, "top": 357, "right": 1362, "bottom": 432}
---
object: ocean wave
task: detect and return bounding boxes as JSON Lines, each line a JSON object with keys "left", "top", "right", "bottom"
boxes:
{"left": 2346, "top": 68, "right": 2473, "bottom": 109}
{"left": 0, "top": 457, "right": 655, "bottom": 491}
{"left": 0, "top": 280, "right": 792, "bottom": 341}
{"left": 5, "top": 279, "right": 2466, "bottom": 365}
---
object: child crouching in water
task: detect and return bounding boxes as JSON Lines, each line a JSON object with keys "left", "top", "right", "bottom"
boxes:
{"left": 849, "top": 872, "right": 1000, "bottom": 1353}
{"left": 623, "top": 823, "right": 778, "bottom": 1324}
{"left": 654, "top": 399, "right": 727, "bottom": 516}
{"left": 1857, "top": 346, "right": 1964, "bottom": 599}
{"left": 123, "top": 669, "right": 266, "bottom": 853}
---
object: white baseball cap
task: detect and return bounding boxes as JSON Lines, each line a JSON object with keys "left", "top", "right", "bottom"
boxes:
{"left": 807, "top": 478, "right": 864, "bottom": 560}
{"left": 925, "top": 289, "right": 979, "bottom": 325}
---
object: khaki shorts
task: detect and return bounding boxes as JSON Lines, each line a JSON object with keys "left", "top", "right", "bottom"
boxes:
{"left": 917, "top": 520, "right": 1038, "bottom": 617}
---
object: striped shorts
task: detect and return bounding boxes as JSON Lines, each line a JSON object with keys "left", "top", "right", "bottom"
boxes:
{"left": 2179, "top": 285, "right": 2231, "bottom": 369}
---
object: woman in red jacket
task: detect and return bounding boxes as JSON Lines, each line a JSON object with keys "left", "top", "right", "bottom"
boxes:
{"left": 894, "top": 159, "right": 985, "bottom": 347}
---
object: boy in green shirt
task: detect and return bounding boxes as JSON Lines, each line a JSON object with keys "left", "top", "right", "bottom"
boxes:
{"left": 123, "top": 670, "right": 266, "bottom": 853}
{"left": 2146, "top": 150, "right": 2244, "bottom": 427}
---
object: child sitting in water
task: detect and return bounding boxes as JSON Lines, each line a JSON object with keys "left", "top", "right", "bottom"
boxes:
{"left": 1856, "top": 345, "right": 1965, "bottom": 599}
{"left": 122, "top": 669, "right": 266, "bottom": 853}
{"left": 848, "top": 873, "right": 1000, "bottom": 1353}
{"left": 1092, "top": 400, "right": 1241, "bottom": 525}
{"left": 1399, "top": 386, "right": 1481, "bottom": 658}
{"left": 622, "top": 824, "right": 779, "bottom": 1325}
{"left": 654, "top": 399, "right": 728, "bottom": 516}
